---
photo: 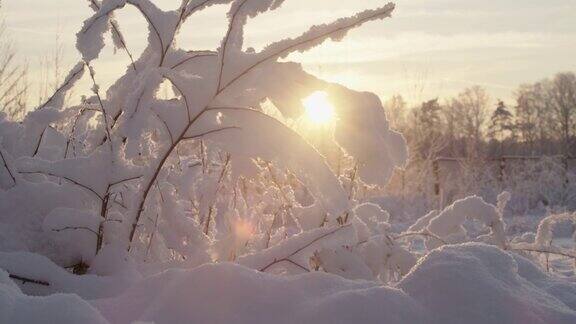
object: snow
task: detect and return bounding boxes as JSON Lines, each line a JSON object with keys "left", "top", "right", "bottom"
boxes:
{"left": 409, "top": 195, "right": 507, "bottom": 249}
{"left": 3, "top": 244, "right": 575, "bottom": 324}
{"left": 2, "top": 1, "right": 576, "bottom": 323}
{"left": 399, "top": 243, "right": 576, "bottom": 324}
{"left": 93, "top": 262, "right": 425, "bottom": 324}
{"left": 0, "top": 268, "right": 109, "bottom": 324}
{"left": 0, "top": 251, "right": 135, "bottom": 299}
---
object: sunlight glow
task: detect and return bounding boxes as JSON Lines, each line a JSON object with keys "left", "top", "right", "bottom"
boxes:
{"left": 302, "top": 91, "right": 335, "bottom": 125}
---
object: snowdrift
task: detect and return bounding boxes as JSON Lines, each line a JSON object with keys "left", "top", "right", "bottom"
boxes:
{"left": 3, "top": 243, "right": 576, "bottom": 324}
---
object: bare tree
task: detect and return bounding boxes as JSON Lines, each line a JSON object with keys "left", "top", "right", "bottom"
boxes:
{"left": 0, "top": 10, "right": 28, "bottom": 120}
{"left": 548, "top": 72, "right": 576, "bottom": 157}
{"left": 383, "top": 94, "right": 407, "bottom": 132}
{"left": 451, "top": 86, "right": 489, "bottom": 158}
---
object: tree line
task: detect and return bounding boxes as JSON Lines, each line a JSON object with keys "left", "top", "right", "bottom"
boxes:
{"left": 385, "top": 71, "right": 576, "bottom": 163}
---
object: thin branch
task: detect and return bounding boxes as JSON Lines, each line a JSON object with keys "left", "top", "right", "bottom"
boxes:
{"left": 159, "top": 0, "right": 190, "bottom": 66}
{"left": 163, "top": 74, "right": 191, "bottom": 122}
{"left": 9, "top": 274, "right": 49, "bottom": 286}
{"left": 52, "top": 226, "right": 99, "bottom": 236}
{"left": 128, "top": 1, "right": 165, "bottom": 66}
{"left": 182, "top": 126, "right": 241, "bottom": 140}
{"left": 89, "top": 0, "right": 137, "bottom": 71}
{"left": 152, "top": 111, "right": 174, "bottom": 144}
{"left": 0, "top": 149, "right": 16, "bottom": 186}
{"left": 109, "top": 175, "right": 142, "bottom": 187}
{"left": 32, "top": 127, "right": 51, "bottom": 157}
{"left": 512, "top": 247, "right": 576, "bottom": 260}
{"left": 183, "top": 0, "right": 215, "bottom": 19}
{"left": 273, "top": 258, "right": 310, "bottom": 272}
{"left": 259, "top": 224, "right": 351, "bottom": 272}
{"left": 19, "top": 171, "right": 103, "bottom": 201}
{"left": 38, "top": 65, "right": 85, "bottom": 110}
{"left": 218, "top": 5, "right": 395, "bottom": 93}
{"left": 86, "top": 62, "right": 113, "bottom": 154}
{"left": 217, "top": 0, "right": 248, "bottom": 91}
{"left": 170, "top": 52, "right": 216, "bottom": 70}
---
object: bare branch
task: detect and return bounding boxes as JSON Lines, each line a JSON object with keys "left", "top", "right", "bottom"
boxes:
{"left": 89, "top": 0, "right": 137, "bottom": 71}
{"left": 218, "top": 4, "right": 395, "bottom": 93}
{"left": 0, "top": 149, "right": 16, "bottom": 186}
{"left": 86, "top": 61, "right": 113, "bottom": 153}
{"left": 259, "top": 224, "right": 351, "bottom": 272}
{"left": 152, "top": 111, "right": 174, "bottom": 144}
{"left": 511, "top": 247, "right": 576, "bottom": 260}
{"left": 163, "top": 74, "right": 191, "bottom": 122}
{"left": 52, "top": 226, "right": 99, "bottom": 236}
{"left": 170, "top": 52, "right": 216, "bottom": 70}
{"left": 38, "top": 64, "right": 85, "bottom": 110}
{"left": 109, "top": 175, "right": 142, "bottom": 187}
{"left": 19, "top": 171, "right": 103, "bottom": 201}
{"left": 182, "top": 126, "right": 241, "bottom": 140}
{"left": 217, "top": 0, "right": 248, "bottom": 91}
{"left": 9, "top": 274, "right": 50, "bottom": 286}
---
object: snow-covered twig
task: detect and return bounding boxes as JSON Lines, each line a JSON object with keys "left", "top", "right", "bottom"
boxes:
{"left": 88, "top": 0, "right": 136, "bottom": 71}
{"left": 37, "top": 62, "right": 85, "bottom": 110}
{"left": 8, "top": 273, "right": 49, "bottom": 286}
{"left": 259, "top": 224, "right": 351, "bottom": 272}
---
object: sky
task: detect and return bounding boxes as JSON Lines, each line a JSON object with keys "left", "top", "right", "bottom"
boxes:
{"left": 3, "top": 0, "right": 576, "bottom": 107}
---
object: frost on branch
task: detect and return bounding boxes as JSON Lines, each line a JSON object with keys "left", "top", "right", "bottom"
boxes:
{"left": 0, "top": 0, "right": 406, "bottom": 279}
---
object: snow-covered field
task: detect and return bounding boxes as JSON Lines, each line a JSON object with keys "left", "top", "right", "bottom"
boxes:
{"left": 1, "top": 1, "right": 576, "bottom": 323}
{"left": 2, "top": 243, "right": 576, "bottom": 324}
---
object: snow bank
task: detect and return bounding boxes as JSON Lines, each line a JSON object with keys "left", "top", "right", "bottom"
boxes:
{"left": 91, "top": 243, "right": 576, "bottom": 324}
{"left": 399, "top": 243, "right": 576, "bottom": 324}
{"left": 0, "top": 269, "right": 108, "bottom": 324}
{"left": 0, "top": 252, "right": 135, "bottom": 299}
{"left": 3, "top": 244, "right": 576, "bottom": 323}
{"left": 92, "top": 262, "right": 426, "bottom": 324}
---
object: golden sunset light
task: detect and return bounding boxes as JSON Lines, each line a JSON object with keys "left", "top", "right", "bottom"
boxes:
{"left": 1, "top": 1, "right": 575, "bottom": 323}
{"left": 303, "top": 91, "right": 335, "bottom": 125}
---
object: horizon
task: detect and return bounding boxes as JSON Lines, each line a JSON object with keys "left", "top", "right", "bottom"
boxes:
{"left": 3, "top": 0, "right": 575, "bottom": 108}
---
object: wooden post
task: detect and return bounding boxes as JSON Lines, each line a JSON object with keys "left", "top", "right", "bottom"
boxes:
{"left": 433, "top": 159, "right": 441, "bottom": 209}
{"left": 498, "top": 157, "right": 506, "bottom": 183}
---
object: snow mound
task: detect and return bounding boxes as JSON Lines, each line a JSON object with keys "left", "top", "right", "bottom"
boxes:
{"left": 399, "top": 243, "right": 576, "bottom": 324}
{"left": 0, "top": 269, "right": 107, "bottom": 324}
{"left": 93, "top": 262, "right": 427, "bottom": 324}
{"left": 0, "top": 252, "right": 135, "bottom": 299}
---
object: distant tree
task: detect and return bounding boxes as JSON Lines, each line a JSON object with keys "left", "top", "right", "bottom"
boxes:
{"left": 451, "top": 86, "right": 489, "bottom": 158}
{"left": 488, "top": 100, "right": 514, "bottom": 156}
{"left": 515, "top": 84, "right": 541, "bottom": 154}
{"left": 548, "top": 72, "right": 576, "bottom": 157}
{"left": 384, "top": 94, "right": 407, "bottom": 132}
{"left": 0, "top": 6, "right": 28, "bottom": 120}
{"left": 406, "top": 98, "right": 445, "bottom": 162}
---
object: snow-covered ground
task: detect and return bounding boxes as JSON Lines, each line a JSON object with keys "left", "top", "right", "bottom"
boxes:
{"left": 2, "top": 243, "right": 576, "bottom": 324}
{"left": 1, "top": 1, "right": 576, "bottom": 323}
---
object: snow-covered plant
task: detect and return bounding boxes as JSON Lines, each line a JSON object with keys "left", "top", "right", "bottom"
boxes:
{"left": 510, "top": 212, "right": 576, "bottom": 272}
{"left": 405, "top": 193, "right": 509, "bottom": 250}
{"left": 0, "top": 0, "right": 408, "bottom": 278}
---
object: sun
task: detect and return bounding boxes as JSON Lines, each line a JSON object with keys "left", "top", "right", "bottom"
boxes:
{"left": 302, "top": 91, "right": 335, "bottom": 125}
